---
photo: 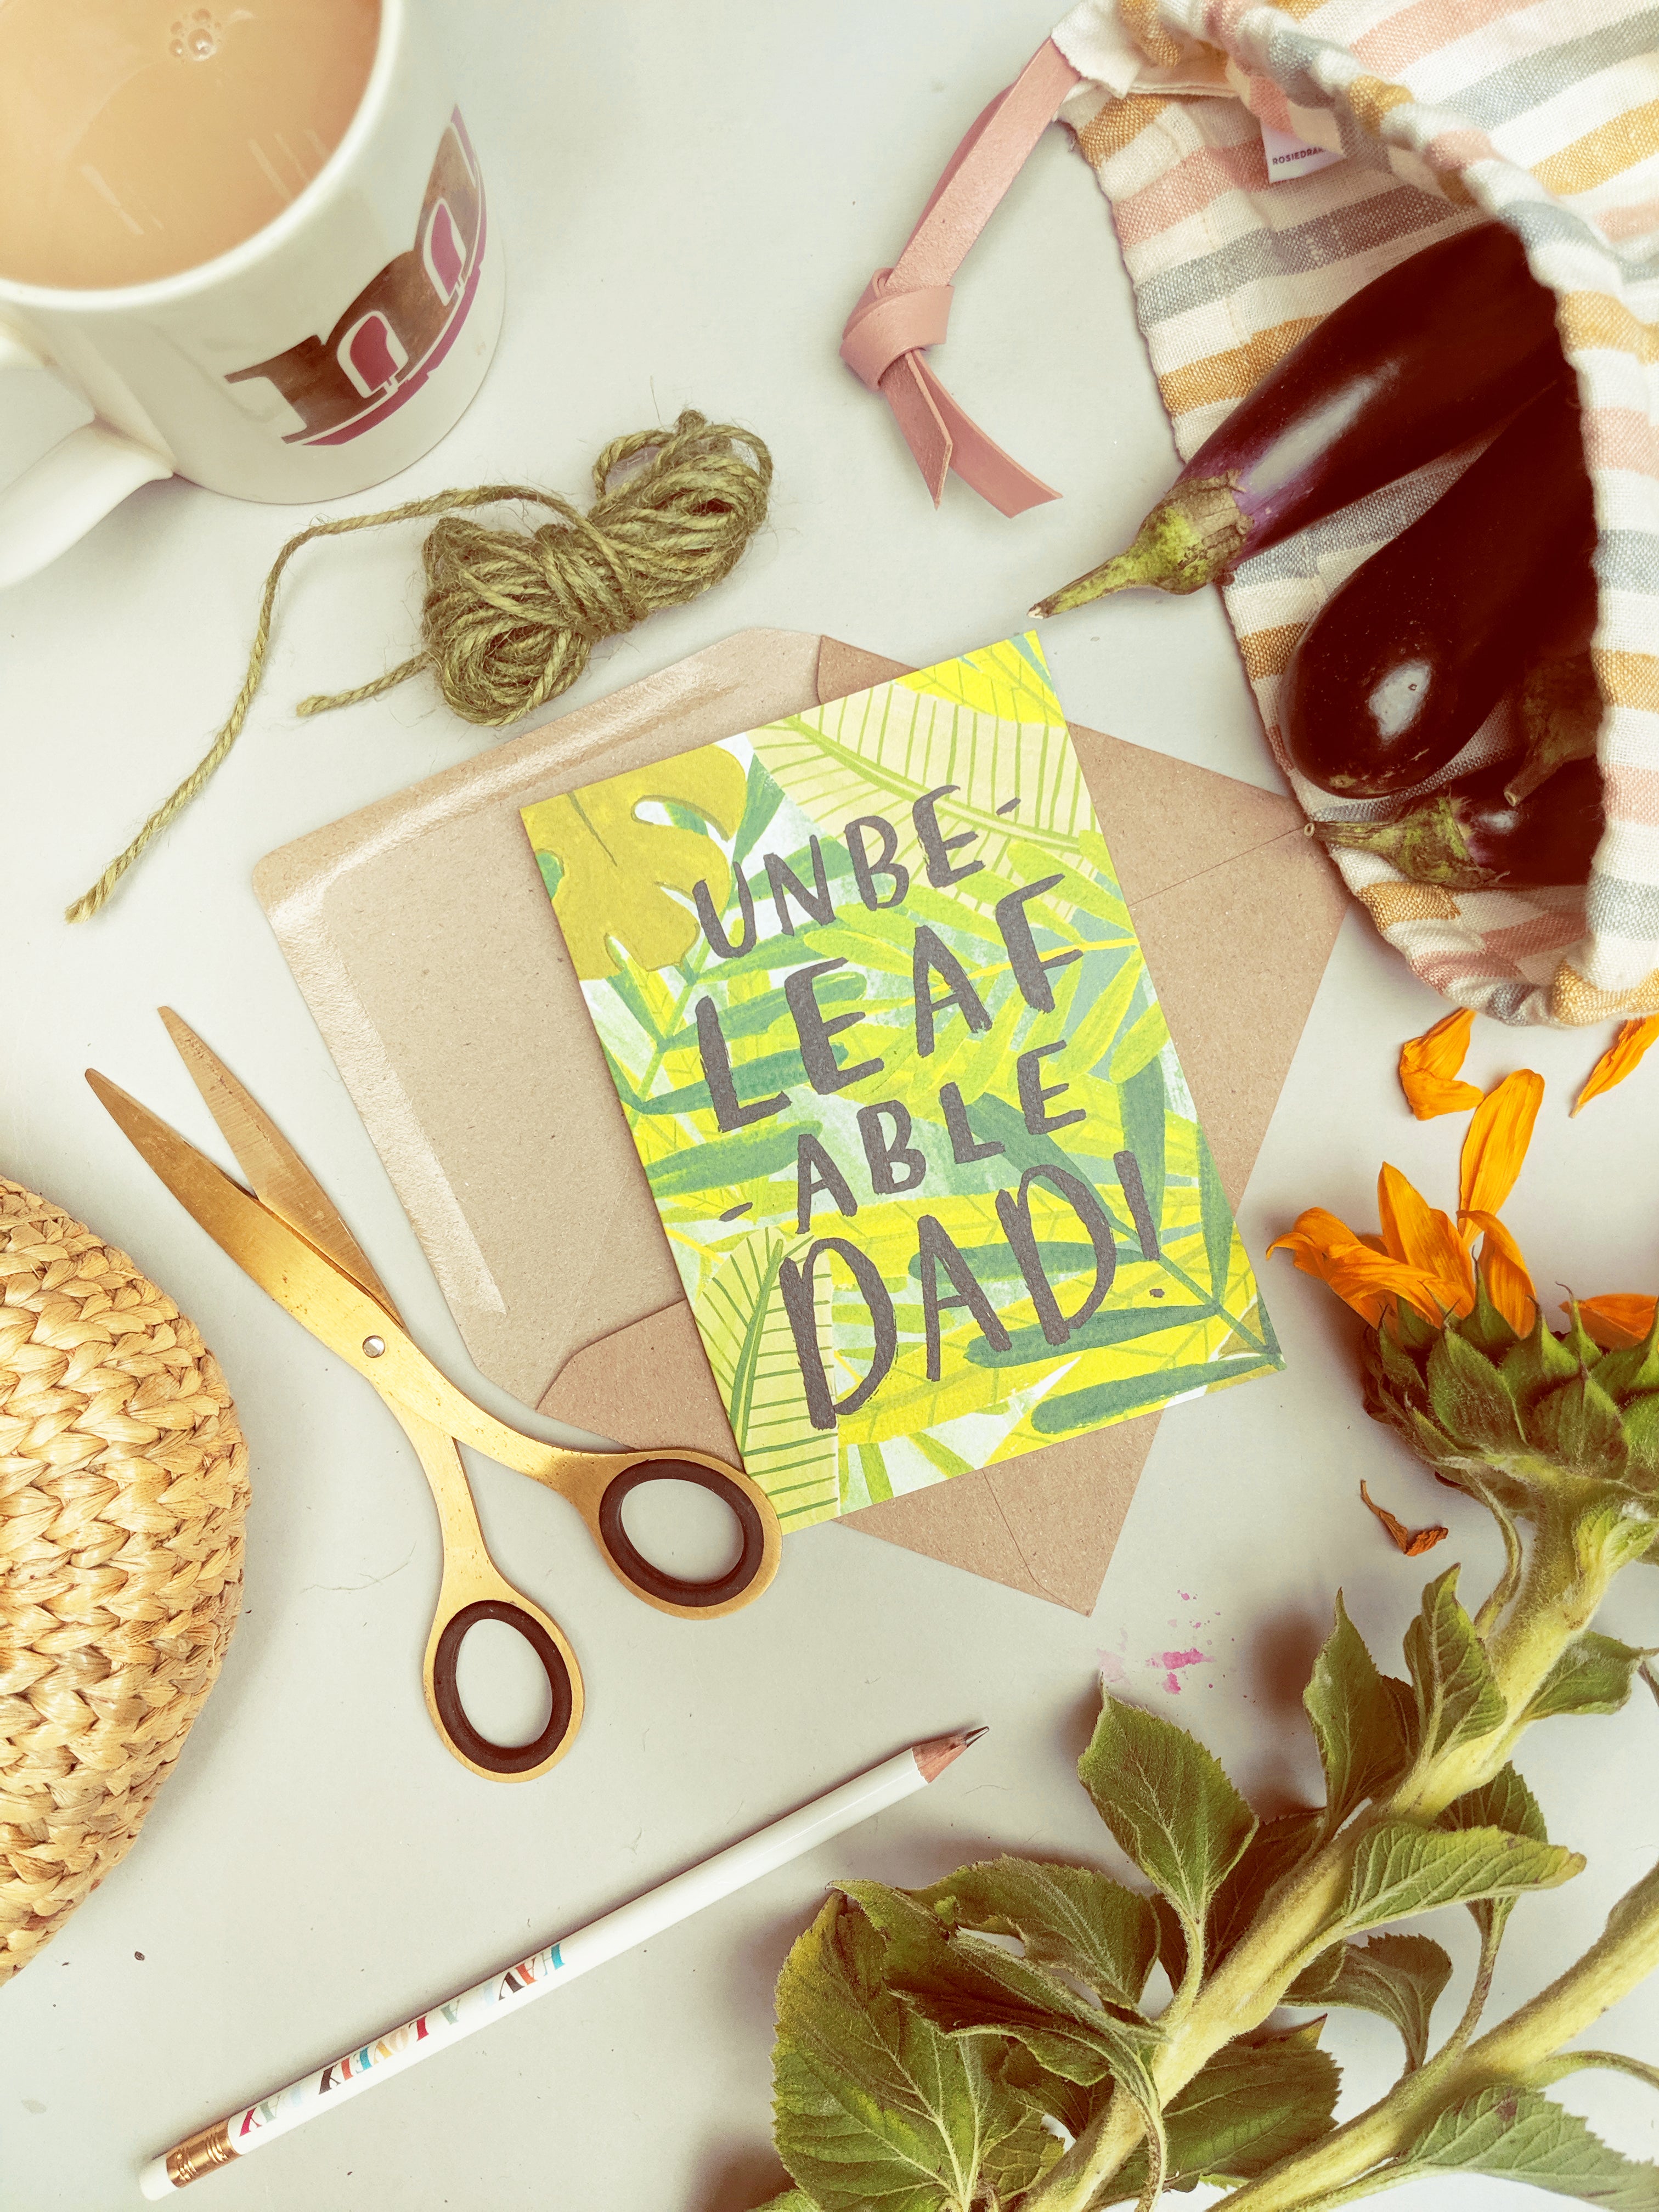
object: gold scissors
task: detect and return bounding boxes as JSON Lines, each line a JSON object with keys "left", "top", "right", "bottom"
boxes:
{"left": 87, "top": 1012, "right": 781, "bottom": 1785}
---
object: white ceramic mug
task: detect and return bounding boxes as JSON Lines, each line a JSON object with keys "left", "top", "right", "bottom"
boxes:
{"left": 0, "top": 0, "right": 503, "bottom": 589}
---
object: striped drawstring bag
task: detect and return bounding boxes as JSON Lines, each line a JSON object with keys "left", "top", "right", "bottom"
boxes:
{"left": 840, "top": 0, "right": 1659, "bottom": 1029}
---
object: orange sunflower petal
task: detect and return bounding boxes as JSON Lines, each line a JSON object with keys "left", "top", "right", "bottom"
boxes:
{"left": 1572, "top": 1017, "right": 1659, "bottom": 1116}
{"left": 1576, "top": 1293, "right": 1658, "bottom": 1350}
{"left": 1330, "top": 1250, "right": 1468, "bottom": 1329}
{"left": 1270, "top": 1211, "right": 1387, "bottom": 1324}
{"left": 1377, "top": 1164, "right": 1476, "bottom": 1313}
{"left": 1270, "top": 1209, "right": 1451, "bottom": 1328}
{"left": 1271, "top": 1208, "right": 1472, "bottom": 1329}
{"left": 1459, "top": 1070, "right": 1544, "bottom": 1223}
{"left": 1361, "top": 1480, "right": 1449, "bottom": 1555}
{"left": 1459, "top": 1207, "right": 1537, "bottom": 1336}
{"left": 1398, "top": 1009, "right": 1483, "bottom": 1121}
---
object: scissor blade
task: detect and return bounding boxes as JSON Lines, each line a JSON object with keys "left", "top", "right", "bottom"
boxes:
{"left": 86, "top": 1068, "right": 557, "bottom": 1481}
{"left": 157, "top": 1007, "right": 396, "bottom": 1317}
{"left": 87, "top": 1068, "right": 399, "bottom": 1337}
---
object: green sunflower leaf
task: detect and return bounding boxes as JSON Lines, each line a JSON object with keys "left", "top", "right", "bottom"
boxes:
{"left": 1427, "top": 1327, "right": 1523, "bottom": 1451}
{"left": 1528, "top": 1374, "right": 1629, "bottom": 1475}
{"left": 1097, "top": 2028, "right": 1340, "bottom": 2202}
{"left": 1342, "top": 1822, "right": 1582, "bottom": 1933}
{"left": 1500, "top": 1317, "right": 1581, "bottom": 1415}
{"left": 1078, "top": 1697, "right": 1257, "bottom": 1940}
{"left": 1402, "top": 2084, "right": 1659, "bottom": 2211}
{"left": 1403, "top": 1567, "right": 1508, "bottom": 1763}
{"left": 1525, "top": 1632, "right": 1653, "bottom": 1720}
{"left": 1305, "top": 1593, "right": 1409, "bottom": 1833}
{"left": 772, "top": 1894, "right": 1054, "bottom": 2212}
{"left": 1622, "top": 1394, "right": 1659, "bottom": 1485}
{"left": 1285, "top": 1933, "right": 1453, "bottom": 2070}
{"left": 909, "top": 1858, "right": 1158, "bottom": 2016}
{"left": 1440, "top": 1761, "right": 1549, "bottom": 1942}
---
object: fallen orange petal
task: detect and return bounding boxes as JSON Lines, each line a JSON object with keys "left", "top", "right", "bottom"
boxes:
{"left": 1575, "top": 1293, "right": 1657, "bottom": 1350}
{"left": 1378, "top": 1164, "right": 1476, "bottom": 1313}
{"left": 1398, "top": 1009, "right": 1483, "bottom": 1121}
{"left": 1459, "top": 1207, "right": 1538, "bottom": 1336}
{"left": 1361, "top": 1479, "right": 1449, "bottom": 1556}
{"left": 1459, "top": 1069, "right": 1545, "bottom": 1224}
{"left": 1573, "top": 1017, "right": 1659, "bottom": 1116}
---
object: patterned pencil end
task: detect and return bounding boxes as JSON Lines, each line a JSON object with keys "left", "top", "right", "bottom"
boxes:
{"left": 165, "top": 2121, "right": 237, "bottom": 2189}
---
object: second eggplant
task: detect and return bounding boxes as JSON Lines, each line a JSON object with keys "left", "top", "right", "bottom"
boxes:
{"left": 1282, "top": 378, "right": 1596, "bottom": 799}
{"left": 1315, "top": 758, "right": 1604, "bottom": 889}
{"left": 1032, "top": 223, "right": 1562, "bottom": 613}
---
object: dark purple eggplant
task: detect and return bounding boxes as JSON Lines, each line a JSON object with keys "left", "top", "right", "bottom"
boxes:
{"left": 1032, "top": 224, "right": 1561, "bottom": 613}
{"left": 1316, "top": 757, "right": 1603, "bottom": 889}
{"left": 1283, "top": 379, "right": 1595, "bottom": 799}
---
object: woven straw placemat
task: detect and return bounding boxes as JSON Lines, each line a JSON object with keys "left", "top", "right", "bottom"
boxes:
{"left": 0, "top": 1176, "right": 248, "bottom": 1984}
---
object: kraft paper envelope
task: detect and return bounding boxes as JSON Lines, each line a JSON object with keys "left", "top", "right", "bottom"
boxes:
{"left": 256, "top": 631, "right": 1346, "bottom": 1613}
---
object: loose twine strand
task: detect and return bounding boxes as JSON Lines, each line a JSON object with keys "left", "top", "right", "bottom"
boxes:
{"left": 67, "top": 410, "right": 771, "bottom": 921}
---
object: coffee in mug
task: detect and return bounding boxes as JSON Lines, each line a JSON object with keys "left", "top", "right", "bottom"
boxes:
{"left": 0, "top": 0, "right": 504, "bottom": 588}
{"left": 0, "top": 0, "right": 381, "bottom": 290}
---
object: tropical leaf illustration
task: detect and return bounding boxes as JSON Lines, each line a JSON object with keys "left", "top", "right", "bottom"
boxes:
{"left": 693, "top": 1228, "right": 839, "bottom": 1529}
{"left": 523, "top": 637, "right": 1280, "bottom": 1529}
{"left": 901, "top": 634, "right": 1067, "bottom": 725}
{"left": 749, "top": 657, "right": 1114, "bottom": 921}
{"left": 521, "top": 748, "right": 747, "bottom": 978}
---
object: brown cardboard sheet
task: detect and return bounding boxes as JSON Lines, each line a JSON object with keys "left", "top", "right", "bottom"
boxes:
{"left": 256, "top": 630, "right": 1346, "bottom": 1614}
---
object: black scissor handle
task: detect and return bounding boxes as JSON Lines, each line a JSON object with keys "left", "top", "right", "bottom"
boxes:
{"left": 595, "top": 1458, "right": 774, "bottom": 1611}
{"left": 430, "top": 1599, "right": 579, "bottom": 1777}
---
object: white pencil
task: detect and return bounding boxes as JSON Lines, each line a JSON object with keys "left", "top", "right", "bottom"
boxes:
{"left": 139, "top": 1728, "right": 985, "bottom": 2197}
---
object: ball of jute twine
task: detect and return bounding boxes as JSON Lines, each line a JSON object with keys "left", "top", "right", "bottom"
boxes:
{"left": 0, "top": 1176, "right": 249, "bottom": 1983}
{"left": 68, "top": 409, "right": 772, "bottom": 922}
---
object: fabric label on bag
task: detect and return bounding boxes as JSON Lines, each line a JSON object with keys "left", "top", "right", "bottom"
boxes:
{"left": 521, "top": 636, "right": 1281, "bottom": 1531}
{"left": 1261, "top": 121, "right": 1344, "bottom": 182}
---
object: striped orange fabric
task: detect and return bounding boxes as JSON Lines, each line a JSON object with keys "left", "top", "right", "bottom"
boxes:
{"left": 1052, "top": 0, "right": 1659, "bottom": 1027}
{"left": 1535, "top": 99, "right": 1659, "bottom": 200}
{"left": 1157, "top": 319, "right": 1322, "bottom": 414}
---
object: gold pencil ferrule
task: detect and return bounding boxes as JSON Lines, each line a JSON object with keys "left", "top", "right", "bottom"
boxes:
{"left": 165, "top": 2121, "right": 237, "bottom": 2187}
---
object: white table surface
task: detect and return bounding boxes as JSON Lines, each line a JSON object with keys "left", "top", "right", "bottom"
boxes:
{"left": 2, "top": 4, "right": 1655, "bottom": 2207}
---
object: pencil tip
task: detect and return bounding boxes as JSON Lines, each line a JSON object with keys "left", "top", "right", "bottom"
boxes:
{"left": 913, "top": 1728, "right": 989, "bottom": 1783}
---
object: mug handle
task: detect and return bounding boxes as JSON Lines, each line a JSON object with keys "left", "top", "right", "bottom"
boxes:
{"left": 0, "top": 321, "right": 172, "bottom": 590}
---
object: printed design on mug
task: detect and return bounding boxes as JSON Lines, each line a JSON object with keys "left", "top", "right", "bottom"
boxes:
{"left": 224, "top": 109, "right": 486, "bottom": 447}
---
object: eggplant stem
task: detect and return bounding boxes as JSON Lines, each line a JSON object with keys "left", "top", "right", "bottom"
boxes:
{"left": 1031, "top": 476, "right": 1251, "bottom": 616}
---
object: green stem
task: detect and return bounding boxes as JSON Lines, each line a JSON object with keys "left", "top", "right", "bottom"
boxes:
{"left": 1023, "top": 1836, "right": 1362, "bottom": 2212}
{"left": 1528, "top": 2050, "right": 1659, "bottom": 2095}
{"left": 1025, "top": 1503, "right": 1636, "bottom": 2212}
{"left": 1278, "top": 2169, "right": 1419, "bottom": 2212}
{"left": 1210, "top": 1853, "right": 1659, "bottom": 2212}
{"left": 1434, "top": 1910, "right": 1505, "bottom": 2063}
{"left": 1471, "top": 1492, "right": 1525, "bottom": 1641}
{"left": 1392, "top": 1498, "right": 1623, "bottom": 1821}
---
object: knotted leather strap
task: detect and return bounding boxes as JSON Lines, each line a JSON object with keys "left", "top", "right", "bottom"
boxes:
{"left": 840, "top": 37, "right": 1082, "bottom": 516}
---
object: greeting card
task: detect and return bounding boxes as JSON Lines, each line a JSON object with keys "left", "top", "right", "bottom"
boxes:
{"left": 522, "top": 637, "right": 1280, "bottom": 1531}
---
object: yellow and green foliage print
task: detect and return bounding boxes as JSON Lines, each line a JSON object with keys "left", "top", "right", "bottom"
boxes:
{"left": 522, "top": 638, "right": 1279, "bottom": 1533}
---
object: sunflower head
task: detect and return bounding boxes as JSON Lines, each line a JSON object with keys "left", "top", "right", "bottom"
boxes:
{"left": 1272, "top": 1070, "right": 1659, "bottom": 1568}
{"left": 1362, "top": 1285, "right": 1659, "bottom": 1548}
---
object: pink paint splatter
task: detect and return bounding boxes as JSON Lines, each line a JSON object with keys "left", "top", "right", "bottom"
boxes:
{"left": 1097, "top": 1629, "right": 1129, "bottom": 1686}
{"left": 1147, "top": 1646, "right": 1208, "bottom": 1694}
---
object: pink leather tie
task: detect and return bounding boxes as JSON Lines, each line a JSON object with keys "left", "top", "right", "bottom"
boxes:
{"left": 840, "top": 38, "right": 1083, "bottom": 517}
